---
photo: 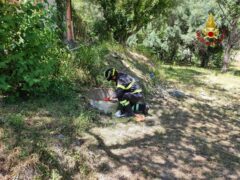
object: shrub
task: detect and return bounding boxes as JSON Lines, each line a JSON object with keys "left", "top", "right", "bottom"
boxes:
{"left": 73, "top": 42, "right": 109, "bottom": 86}
{"left": 0, "top": 2, "right": 72, "bottom": 96}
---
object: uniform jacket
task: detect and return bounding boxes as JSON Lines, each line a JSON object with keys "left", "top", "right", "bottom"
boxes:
{"left": 115, "top": 72, "right": 142, "bottom": 99}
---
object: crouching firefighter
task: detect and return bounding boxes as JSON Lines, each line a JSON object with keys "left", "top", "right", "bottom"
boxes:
{"left": 104, "top": 68, "right": 149, "bottom": 117}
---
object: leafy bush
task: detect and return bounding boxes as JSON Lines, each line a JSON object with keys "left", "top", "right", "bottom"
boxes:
{"left": 0, "top": 2, "right": 72, "bottom": 96}
{"left": 93, "top": 20, "right": 112, "bottom": 40}
{"left": 208, "top": 45, "right": 224, "bottom": 68}
{"left": 73, "top": 42, "right": 109, "bottom": 85}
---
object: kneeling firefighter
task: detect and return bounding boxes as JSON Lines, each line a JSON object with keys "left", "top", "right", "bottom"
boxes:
{"left": 104, "top": 68, "right": 148, "bottom": 117}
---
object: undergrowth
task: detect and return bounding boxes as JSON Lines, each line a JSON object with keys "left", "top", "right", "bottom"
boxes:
{"left": 0, "top": 94, "right": 98, "bottom": 179}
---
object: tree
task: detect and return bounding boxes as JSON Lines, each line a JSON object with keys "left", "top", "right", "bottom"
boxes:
{"left": 96, "top": 0, "right": 175, "bottom": 43}
{"left": 131, "top": 0, "right": 236, "bottom": 68}
{"left": 137, "top": 0, "right": 221, "bottom": 66}
{"left": 217, "top": 0, "right": 240, "bottom": 72}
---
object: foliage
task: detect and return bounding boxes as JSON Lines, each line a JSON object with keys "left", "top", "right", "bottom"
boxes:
{"left": 129, "top": 0, "right": 231, "bottom": 68}
{"left": 94, "top": 0, "right": 175, "bottom": 42}
{"left": 55, "top": 0, "right": 66, "bottom": 39}
{"left": 0, "top": 2, "right": 73, "bottom": 96}
{"left": 7, "top": 114, "right": 25, "bottom": 131}
{"left": 73, "top": 42, "right": 110, "bottom": 86}
{"left": 72, "top": 0, "right": 104, "bottom": 41}
{"left": 73, "top": 111, "right": 97, "bottom": 132}
{"left": 217, "top": 0, "right": 240, "bottom": 71}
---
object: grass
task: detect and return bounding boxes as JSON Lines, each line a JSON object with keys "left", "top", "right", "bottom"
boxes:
{"left": 0, "top": 94, "right": 98, "bottom": 179}
{"left": 84, "top": 56, "right": 240, "bottom": 179}
{"left": 228, "top": 60, "right": 240, "bottom": 77}
{"left": 0, "top": 40, "right": 135, "bottom": 178}
{"left": 1, "top": 41, "right": 239, "bottom": 179}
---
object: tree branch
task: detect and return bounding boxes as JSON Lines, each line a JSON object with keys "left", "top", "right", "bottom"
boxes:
{"left": 216, "top": 0, "right": 231, "bottom": 25}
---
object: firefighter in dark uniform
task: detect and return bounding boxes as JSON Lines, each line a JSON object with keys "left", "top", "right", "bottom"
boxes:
{"left": 105, "top": 68, "right": 148, "bottom": 117}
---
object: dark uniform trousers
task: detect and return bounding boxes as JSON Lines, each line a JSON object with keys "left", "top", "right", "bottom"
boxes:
{"left": 119, "top": 92, "right": 143, "bottom": 115}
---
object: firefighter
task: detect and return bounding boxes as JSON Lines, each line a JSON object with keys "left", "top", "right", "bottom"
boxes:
{"left": 104, "top": 68, "right": 148, "bottom": 117}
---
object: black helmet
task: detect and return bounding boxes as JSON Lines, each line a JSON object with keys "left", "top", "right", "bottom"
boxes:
{"left": 105, "top": 68, "right": 117, "bottom": 81}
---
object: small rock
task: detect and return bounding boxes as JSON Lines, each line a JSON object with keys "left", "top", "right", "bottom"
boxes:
{"left": 168, "top": 89, "right": 186, "bottom": 98}
{"left": 149, "top": 72, "right": 155, "bottom": 79}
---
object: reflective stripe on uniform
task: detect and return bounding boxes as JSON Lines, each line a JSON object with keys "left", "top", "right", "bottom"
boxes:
{"left": 120, "top": 100, "right": 130, "bottom": 106}
{"left": 117, "top": 80, "right": 135, "bottom": 90}
{"left": 132, "top": 89, "right": 142, "bottom": 94}
{"left": 116, "top": 84, "right": 126, "bottom": 89}
{"left": 112, "top": 68, "right": 116, "bottom": 76}
{"left": 136, "top": 104, "right": 139, "bottom": 111}
{"left": 126, "top": 80, "right": 135, "bottom": 89}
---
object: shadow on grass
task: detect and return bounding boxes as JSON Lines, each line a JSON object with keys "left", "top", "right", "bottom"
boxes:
{"left": 86, "top": 94, "right": 240, "bottom": 179}
{"left": 162, "top": 66, "right": 206, "bottom": 87}
{"left": 228, "top": 61, "right": 240, "bottom": 77}
{"left": 234, "top": 70, "right": 240, "bottom": 76}
{"left": 0, "top": 94, "right": 97, "bottom": 179}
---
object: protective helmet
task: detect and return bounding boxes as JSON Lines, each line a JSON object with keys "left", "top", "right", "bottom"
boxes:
{"left": 105, "top": 68, "right": 117, "bottom": 81}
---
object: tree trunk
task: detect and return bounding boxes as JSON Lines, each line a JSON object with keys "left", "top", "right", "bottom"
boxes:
{"left": 200, "top": 58, "right": 208, "bottom": 67}
{"left": 221, "top": 44, "right": 231, "bottom": 72}
{"left": 221, "top": 18, "right": 239, "bottom": 72}
{"left": 200, "top": 50, "right": 209, "bottom": 68}
{"left": 66, "top": 0, "right": 74, "bottom": 42}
